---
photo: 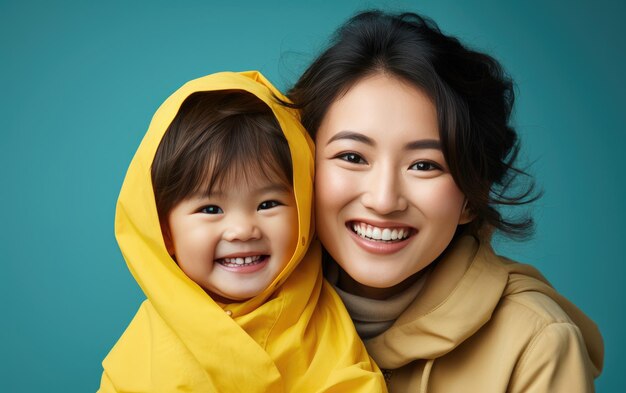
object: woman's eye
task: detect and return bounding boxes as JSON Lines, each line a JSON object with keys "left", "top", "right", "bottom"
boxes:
{"left": 409, "top": 161, "right": 441, "bottom": 171}
{"left": 200, "top": 205, "right": 223, "bottom": 214}
{"left": 337, "top": 152, "right": 367, "bottom": 164}
{"left": 258, "top": 200, "right": 282, "bottom": 210}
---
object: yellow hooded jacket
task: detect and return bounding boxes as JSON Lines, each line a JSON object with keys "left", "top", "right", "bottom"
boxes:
{"left": 99, "top": 71, "right": 386, "bottom": 393}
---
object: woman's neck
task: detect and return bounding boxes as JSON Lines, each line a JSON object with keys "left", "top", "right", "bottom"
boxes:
{"left": 337, "top": 266, "right": 424, "bottom": 300}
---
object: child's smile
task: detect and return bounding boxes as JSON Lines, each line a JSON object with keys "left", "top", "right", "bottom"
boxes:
{"left": 215, "top": 252, "right": 270, "bottom": 273}
{"left": 165, "top": 177, "right": 298, "bottom": 302}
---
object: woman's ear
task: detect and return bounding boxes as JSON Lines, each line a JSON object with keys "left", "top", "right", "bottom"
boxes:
{"left": 458, "top": 199, "right": 475, "bottom": 225}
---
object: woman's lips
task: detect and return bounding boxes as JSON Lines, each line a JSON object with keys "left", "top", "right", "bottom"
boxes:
{"left": 346, "top": 221, "right": 415, "bottom": 255}
{"left": 350, "top": 222, "right": 411, "bottom": 241}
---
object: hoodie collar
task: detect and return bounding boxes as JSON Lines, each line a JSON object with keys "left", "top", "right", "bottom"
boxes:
{"left": 365, "top": 236, "right": 508, "bottom": 369}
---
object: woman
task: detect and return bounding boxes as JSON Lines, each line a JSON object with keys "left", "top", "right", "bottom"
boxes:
{"left": 288, "top": 10, "right": 603, "bottom": 392}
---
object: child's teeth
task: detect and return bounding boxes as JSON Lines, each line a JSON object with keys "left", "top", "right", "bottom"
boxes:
{"left": 223, "top": 255, "right": 263, "bottom": 265}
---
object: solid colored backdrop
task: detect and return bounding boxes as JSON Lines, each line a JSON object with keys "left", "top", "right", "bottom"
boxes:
{"left": 1, "top": 0, "right": 623, "bottom": 391}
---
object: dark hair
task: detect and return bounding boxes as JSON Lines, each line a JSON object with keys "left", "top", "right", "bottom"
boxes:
{"left": 151, "top": 90, "right": 293, "bottom": 221}
{"left": 287, "top": 10, "right": 540, "bottom": 239}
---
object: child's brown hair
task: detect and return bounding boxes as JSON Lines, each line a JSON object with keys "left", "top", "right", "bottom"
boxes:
{"left": 151, "top": 90, "right": 293, "bottom": 221}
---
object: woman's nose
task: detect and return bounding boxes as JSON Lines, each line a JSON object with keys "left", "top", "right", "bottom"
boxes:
{"left": 222, "top": 216, "right": 262, "bottom": 242}
{"left": 360, "top": 165, "right": 408, "bottom": 215}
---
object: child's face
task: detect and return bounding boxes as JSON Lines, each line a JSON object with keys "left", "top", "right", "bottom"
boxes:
{"left": 165, "top": 175, "right": 298, "bottom": 302}
{"left": 314, "top": 74, "right": 472, "bottom": 298}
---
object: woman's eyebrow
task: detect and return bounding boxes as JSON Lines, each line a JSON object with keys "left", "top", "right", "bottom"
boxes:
{"left": 326, "top": 131, "right": 375, "bottom": 146}
{"left": 404, "top": 139, "right": 441, "bottom": 150}
{"left": 326, "top": 131, "right": 441, "bottom": 151}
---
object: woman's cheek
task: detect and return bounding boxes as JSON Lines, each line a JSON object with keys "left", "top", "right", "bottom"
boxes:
{"left": 315, "top": 163, "right": 345, "bottom": 205}
{"left": 413, "top": 176, "right": 465, "bottom": 220}
{"left": 315, "top": 163, "right": 356, "bottom": 238}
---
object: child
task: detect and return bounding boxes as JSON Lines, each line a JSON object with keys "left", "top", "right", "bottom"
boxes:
{"left": 98, "top": 71, "right": 385, "bottom": 392}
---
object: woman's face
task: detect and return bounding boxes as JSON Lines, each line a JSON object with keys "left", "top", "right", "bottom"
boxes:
{"left": 315, "top": 74, "right": 471, "bottom": 297}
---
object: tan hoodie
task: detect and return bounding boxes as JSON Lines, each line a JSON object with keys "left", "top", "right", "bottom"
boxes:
{"left": 363, "top": 236, "right": 603, "bottom": 392}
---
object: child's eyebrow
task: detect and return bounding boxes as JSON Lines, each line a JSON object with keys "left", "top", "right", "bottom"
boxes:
{"left": 253, "top": 183, "right": 292, "bottom": 194}
{"left": 195, "top": 183, "right": 291, "bottom": 199}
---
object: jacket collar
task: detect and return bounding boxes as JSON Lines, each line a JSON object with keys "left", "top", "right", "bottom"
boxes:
{"left": 365, "top": 236, "right": 508, "bottom": 368}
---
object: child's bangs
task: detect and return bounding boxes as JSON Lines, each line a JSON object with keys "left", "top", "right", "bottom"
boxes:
{"left": 192, "top": 115, "right": 293, "bottom": 197}
{"left": 194, "top": 138, "right": 292, "bottom": 197}
{"left": 152, "top": 90, "right": 293, "bottom": 220}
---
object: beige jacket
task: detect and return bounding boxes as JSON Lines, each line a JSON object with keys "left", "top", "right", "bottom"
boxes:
{"left": 365, "top": 236, "right": 603, "bottom": 392}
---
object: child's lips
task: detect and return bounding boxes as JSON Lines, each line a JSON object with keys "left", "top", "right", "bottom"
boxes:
{"left": 218, "top": 255, "right": 266, "bottom": 266}
{"left": 217, "top": 251, "right": 269, "bottom": 259}
{"left": 216, "top": 255, "right": 270, "bottom": 273}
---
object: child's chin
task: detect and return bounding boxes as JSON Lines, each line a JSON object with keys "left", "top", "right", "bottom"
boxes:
{"left": 207, "top": 290, "right": 253, "bottom": 304}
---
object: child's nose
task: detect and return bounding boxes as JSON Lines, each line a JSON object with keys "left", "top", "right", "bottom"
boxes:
{"left": 223, "top": 219, "right": 262, "bottom": 242}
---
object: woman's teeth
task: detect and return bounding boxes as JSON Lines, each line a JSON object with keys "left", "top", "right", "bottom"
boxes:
{"left": 352, "top": 223, "right": 410, "bottom": 241}
{"left": 221, "top": 255, "right": 263, "bottom": 266}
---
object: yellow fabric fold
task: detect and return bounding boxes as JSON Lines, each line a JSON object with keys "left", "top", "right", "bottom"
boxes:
{"left": 99, "top": 71, "right": 385, "bottom": 392}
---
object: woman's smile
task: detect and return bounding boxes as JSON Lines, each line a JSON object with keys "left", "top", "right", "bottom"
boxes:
{"left": 348, "top": 221, "right": 414, "bottom": 241}
{"left": 314, "top": 73, "right": 471, "bottom": 295}
{"left": 346, "top": 220, "right": 416, "bottom": 255}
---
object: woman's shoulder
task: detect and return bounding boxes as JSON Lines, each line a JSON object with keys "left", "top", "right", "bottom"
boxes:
{"left": 484, "top": 248, "right": 593, "bottom": 335}
{"left": 484, "top": 251, "right": 603, "bottom": 378}
{"left": 494, "top": 256, "right": 575, "bottom": 325}
{"left": 492, "top": 278, "right": 583, "bottom": 347}
{"left": 489, "top": 277, "right": 601, "bottom": 391}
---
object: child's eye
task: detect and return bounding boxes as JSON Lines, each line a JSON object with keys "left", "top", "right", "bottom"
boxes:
{"left": 200, "top": 205, "right": 223, "bottom": 214}
{"left": 409, "top": 161, "right": 441, "bottom": 171}
{"left": 336, "top": 152, "right": 367, "bottom": 164}
{"left": 258, "top": 200, "right": 282, "bottom": 210}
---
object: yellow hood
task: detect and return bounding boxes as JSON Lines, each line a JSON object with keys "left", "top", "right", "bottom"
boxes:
{"left": 99, "top": 71, "right": 385, "bottom": 392}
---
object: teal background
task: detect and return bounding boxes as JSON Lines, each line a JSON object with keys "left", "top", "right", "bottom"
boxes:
{"left": 1, "top": 0, "right": 623, "bottom": 391}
